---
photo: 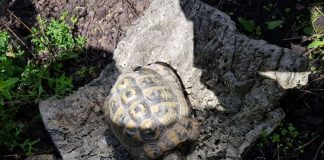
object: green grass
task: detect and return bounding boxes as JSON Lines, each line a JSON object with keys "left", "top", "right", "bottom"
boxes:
{"left": 0, "top": 12, "right": 86, "bottom": 157}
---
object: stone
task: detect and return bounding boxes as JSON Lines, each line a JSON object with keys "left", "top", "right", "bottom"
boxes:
{"left": 25, "top": 154, "right": 57, "bottom": 160}
{"left": 39, "top": 0, "right": 310, "bottom": 159}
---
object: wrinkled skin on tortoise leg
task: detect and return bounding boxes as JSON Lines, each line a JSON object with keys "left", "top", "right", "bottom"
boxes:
{"left": 162, "top": 151, "right": 182, "bottom": 160}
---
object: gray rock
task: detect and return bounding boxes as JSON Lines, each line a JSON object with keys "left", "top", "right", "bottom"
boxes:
{"left": 25, "top": 154, "right": 57, "bottom": 160}
{"left": 39, "top": 0, "right": 310, "bottom": 159}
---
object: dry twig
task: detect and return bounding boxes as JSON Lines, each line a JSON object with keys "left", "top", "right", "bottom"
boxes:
{"left": 295, "top": 134, "right": 320, "bottom": 151}
{"left": 4, "top": 25, "right": 27, "bottom": 47}
{"left": 0, "top": 2, "right": 33, "bottom": 33}
{"left": 313, "top": 141, "right": 324, "bottom": 160}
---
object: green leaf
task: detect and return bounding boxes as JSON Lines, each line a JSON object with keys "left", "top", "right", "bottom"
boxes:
{"left": 266, "top": 20, "right": 284, "bottom": 30}
{"left": 284, "top": 8, "right": 291, "bottom": 13}
{"left": 303, "top": 27, "right": 314, "bottom": 35}
{"left": 54, "top": 75, "right": 72, "bottom": 96}
{"left": 237, "top": 17, "right": 255, "bottom": 32}
{"left": 59, "top": 11, "right": 69, "bottom": 21}
{"left": 255, "top": 26, "right": 262, "bottom": 36}
{"left": 0, "top": 31, "right": 10, "bottom": 54}
{"left": 308, "top": 40, "right": 324, "bottom": 48}
{"left": 0, "top": 77, "right": 19, "bottom": 99}
{"left": 76, "top": 36, "right": 87, "bottom": 48}
{"left": 0, "top": 77, "right": 19, "bottom": 89}
{"left": 71, "top": 16, "right": 78, "bottom": 24}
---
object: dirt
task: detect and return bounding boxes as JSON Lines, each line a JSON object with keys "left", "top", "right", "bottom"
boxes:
{"left": 32, "top": 0, "right": 151, "bottom": 86}
{"left": 0, "top": 0, "right": 323, "bottom": 159}
{"left": 0, "top": 0, "right": 150, "bottom": 159}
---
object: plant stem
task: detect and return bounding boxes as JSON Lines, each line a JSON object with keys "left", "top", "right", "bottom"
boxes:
{"left": 0, "top": 2, "right": 33, "bottom": 33}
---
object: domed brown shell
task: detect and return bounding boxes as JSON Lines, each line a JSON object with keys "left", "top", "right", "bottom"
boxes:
{"left": 103, "top": 63, "right": 198, "bottom": 159}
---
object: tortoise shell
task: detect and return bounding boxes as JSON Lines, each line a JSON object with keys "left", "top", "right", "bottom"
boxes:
{"left": 103, "top": 63, "right": 199, "bottom": 159}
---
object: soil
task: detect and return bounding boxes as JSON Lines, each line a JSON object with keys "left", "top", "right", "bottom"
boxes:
{"left": 0, "top": 0, "right": 323, "bottom": 159}
{"left": 0, "top": 0, "right": 150, "bottom": 159}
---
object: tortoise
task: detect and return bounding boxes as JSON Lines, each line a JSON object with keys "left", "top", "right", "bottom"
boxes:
{"left": 103, "top": 63, "right": 200, "bottom": 159}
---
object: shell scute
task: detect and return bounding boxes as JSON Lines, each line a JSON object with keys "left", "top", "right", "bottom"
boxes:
{"left": 143, "top": 86, "right": 176, "bottom": 102}
{"left": 139, "top": 119, "right": 161, "bottom": 141}
{"left": 151, "top": 102, "right": 178, "bottom": 126}
{"left": 121, "top": 87, "right": 140, "bottom": 105}
{"left": 104, "top": 64, "right": 197, "bottom": 159}
{"left": 128, "top": 101, "right": 150, "bottom": 123}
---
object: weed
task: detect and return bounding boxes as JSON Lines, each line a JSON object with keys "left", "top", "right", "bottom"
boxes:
{"left": 0, "top": 12, "right": 86, "bottom": 157}
{"left": 263, "top": 3, "right": 278, "bottom": 12}
{"left": 32, "top": 13, "right": 86, "bottom": 62}
{"left": 237, "top": 17, "right": 262, "bottom": 36}
{"left": 266, "top": 20, "right": 284, "bottom": 30}
{"left": 308, "top": 36, "right": 324, "bottom": 49}
{"left": 307, "top": 6, "right": 324, "bottom": 74}
{"left": 284, "top": 8, "right": 292, "bottom": 13}
{"left": 307, "top": 35, "right": 324, "bottom": 74}
{"left": 257, "top": 122, "right": 318, "bottom": 158}
{"left": 0, "top": 31, "right": 10, "bottom": 53}
{"left": 75, "top": 66, "right": 98, "bottom": 78}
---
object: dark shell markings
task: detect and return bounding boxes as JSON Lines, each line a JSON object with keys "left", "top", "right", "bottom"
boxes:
{"left": 103, "top": 63, "right": 199, "bottom": 159}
